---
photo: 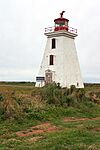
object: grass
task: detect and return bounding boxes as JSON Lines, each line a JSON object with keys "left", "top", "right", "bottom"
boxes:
{"left": 0, "top": 82, "right": 100, "bottom": 149}
{"left": 0, "top": 119, "right": 100, "bottom": 150}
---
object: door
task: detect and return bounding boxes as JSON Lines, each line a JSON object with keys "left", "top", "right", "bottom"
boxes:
{"left": 45, "top": 69, "right": 52, "bottom": 84}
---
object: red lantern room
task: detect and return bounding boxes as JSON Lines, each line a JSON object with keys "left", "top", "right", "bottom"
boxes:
{"left": 54, "top": 11, "right": 69, "bottom": 31}
{"left": 45, "top": 11, "right": 77, "bottom": 34}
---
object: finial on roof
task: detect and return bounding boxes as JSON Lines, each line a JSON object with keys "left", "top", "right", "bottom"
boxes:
{"left": 60, "top": 11, "right": 65, "bottom": 18}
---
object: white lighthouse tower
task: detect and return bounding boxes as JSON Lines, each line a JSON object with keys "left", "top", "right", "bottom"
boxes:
{"left": 36, "top": 11, "right": 84, "bottom": 88}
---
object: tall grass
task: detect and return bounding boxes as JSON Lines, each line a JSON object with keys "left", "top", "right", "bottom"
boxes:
{"left": 0, "top": 83, "right": 99, "bottom": 121}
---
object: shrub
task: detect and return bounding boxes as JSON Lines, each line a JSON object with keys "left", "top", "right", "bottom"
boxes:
{"left": 42, "top": 83, "right": 57, "bottom": 104}
{"left": 0, "top": 92, "right": 23, "bottom": 120}
{"left": 70, "top": 85, "right": 76, "bottom": 94}
{"left": 0, "top": 93, "right": 4, "bottom": 102}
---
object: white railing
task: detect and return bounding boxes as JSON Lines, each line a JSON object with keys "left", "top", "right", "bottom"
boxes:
{"left": 45, "top": 26, "right": 77, "bottom": 34}
{"left": 45, "top": 26, "right": 54, "bottom": 33}
{"left": 68, "top": 27, "right": 77, "bottom": 34}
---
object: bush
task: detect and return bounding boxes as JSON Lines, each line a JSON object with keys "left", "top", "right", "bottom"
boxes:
{"left": 0, "top": 83, "right": 98, "bottom": 121}
{"left": 43, "top": 83, "right": 58, "bottom": 104}
{"left": 0, "top": 93, "right": 4, "bottom": 102}
{"left": 76, "top": 88, "right": 86, "bottom": 101}
{"left": 70, "top": 85, "right": 76, "bottom": 94}
{"left": 40, "top": 83, "right": 86, "bottom": 107}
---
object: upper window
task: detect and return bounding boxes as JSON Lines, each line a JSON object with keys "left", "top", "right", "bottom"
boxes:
{"left": 52, "top": 38, "right": 56, "bottom": 49}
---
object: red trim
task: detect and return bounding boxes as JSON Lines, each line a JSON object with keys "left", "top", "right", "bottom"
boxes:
{"left": 45, "top": 26, "right": 77, "bottom": 34}
{"left": 54, "top": 18, "right": 69, "bottom": 23}
{"left": 54, "top": 26, "right": 68, "bottom": 31}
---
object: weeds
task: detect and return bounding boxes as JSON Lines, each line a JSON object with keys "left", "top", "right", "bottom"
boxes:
{"left": 0, "top": 83, "right": 100, "bottom": 149}
{"left": 0, "top": 83, "right": 99, "bottom": 121}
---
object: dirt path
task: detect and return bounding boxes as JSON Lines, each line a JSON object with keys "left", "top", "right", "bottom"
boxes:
{"left": 16, "top": 122, "right": 58, "bottom": 137}
{"left": 63, "top": 117, "right": 100, "bottom": 122}
{"left": 16, "top": 117, "right": 100, "bottom": 142}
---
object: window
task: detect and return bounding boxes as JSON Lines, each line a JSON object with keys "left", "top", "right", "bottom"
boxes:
{"left": 49, "top": 55, "right": 54, "bottom": 65}
{"left": 52, "top": 38, "right": 56, "bottom": 49}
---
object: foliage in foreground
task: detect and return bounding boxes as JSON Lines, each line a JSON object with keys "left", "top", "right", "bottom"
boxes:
{"left": 0, "top": 83, "right": 100, "bottom": 150}
{"left": 0, "top": 83, "right": 99, "bottom": 121}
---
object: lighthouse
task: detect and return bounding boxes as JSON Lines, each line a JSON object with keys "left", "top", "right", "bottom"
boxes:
{"left": 36, "top": 11, "right": 84, "bottom": 88}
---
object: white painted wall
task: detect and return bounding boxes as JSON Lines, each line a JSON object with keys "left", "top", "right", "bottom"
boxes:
{"left": 36, "top": 30, "right": 84, "bottom": 88}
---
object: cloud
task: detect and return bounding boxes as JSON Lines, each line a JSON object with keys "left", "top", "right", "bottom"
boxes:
{"left": 0, "top": 68, "right": 35, "bottom": 81}
{"left": 0, "top": 0, "right": 100, "bottom": 82}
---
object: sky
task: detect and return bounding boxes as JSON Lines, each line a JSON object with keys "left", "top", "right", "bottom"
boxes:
{"left": 0, "top": 0, "right": 100, "bottom": 83}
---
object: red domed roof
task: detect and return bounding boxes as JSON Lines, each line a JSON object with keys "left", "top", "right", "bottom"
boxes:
{"left": 54, "top": 11, "right": 69, "bottom": 23}
{"left": 54, "top": 18, "right": 69, "bottom": 23}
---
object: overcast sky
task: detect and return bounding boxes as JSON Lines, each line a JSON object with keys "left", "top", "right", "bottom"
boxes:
{"left": 0, "top": 0, "right": 100, "bottom": 83}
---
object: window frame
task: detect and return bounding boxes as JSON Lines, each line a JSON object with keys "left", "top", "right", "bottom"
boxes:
{"left": 52, "top": 38, "right": 56, "bottom": 49}
{"left": 49, "top": 55, "right": 54, "bottom": 65}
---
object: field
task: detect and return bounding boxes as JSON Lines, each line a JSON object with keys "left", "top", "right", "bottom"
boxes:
{"left": 0, "top": 82, "right": 100, "bottom": 150}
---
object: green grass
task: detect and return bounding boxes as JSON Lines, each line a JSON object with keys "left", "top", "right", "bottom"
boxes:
{"left": 0, "top": 82, "right": 100, "bottom": 149}
{"left": 0, "top": 118, "right": 100, "bottom": 150}
{"left": 0, "top": 104, "right": 100, "bottom": 150}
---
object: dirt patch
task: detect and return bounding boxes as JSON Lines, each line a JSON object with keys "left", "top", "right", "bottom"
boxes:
{"left": 63, "top": 117, "right": 100, "bottom": 122}
{"left": 95, "top": 128, "right": 100, "bottom": 131}
{"left": 31, "top": 122, "right": 51, "bottom": 129}
{"left": 16, "top": 129, "right": 44, "bottom": 137}
{"left": 27, "top": 136, "right": 42, "bottom": 143}
{"left": 16, "top": 122, "right": 58, "bottom": 137}
{"left": 8, "top": 138, "right": 21, "bottom": 142}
